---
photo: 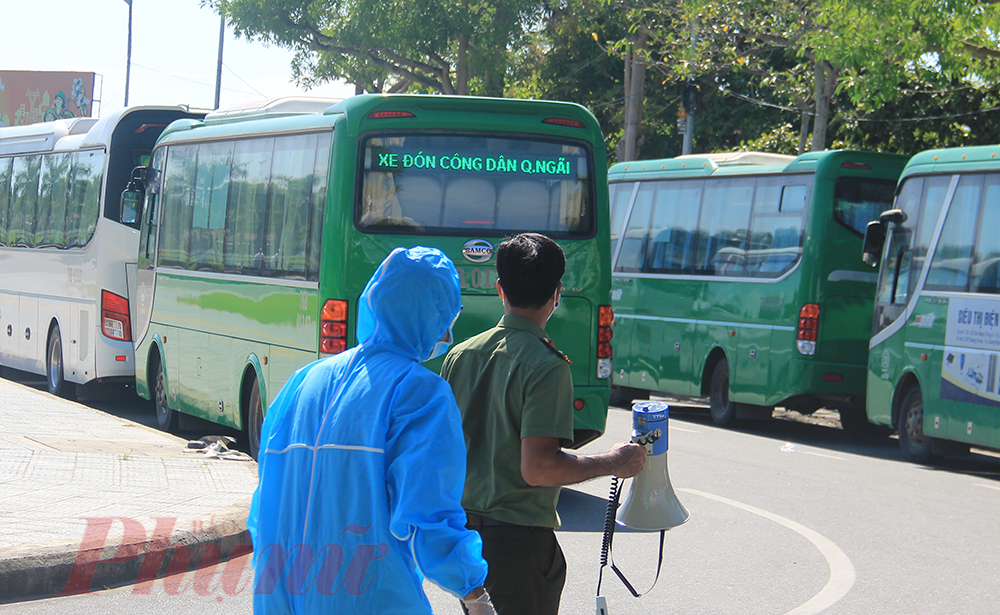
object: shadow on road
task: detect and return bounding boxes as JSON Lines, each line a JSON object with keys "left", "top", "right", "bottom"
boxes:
{"left": 613, "top": 398, "right": 1000, "bottom": 481}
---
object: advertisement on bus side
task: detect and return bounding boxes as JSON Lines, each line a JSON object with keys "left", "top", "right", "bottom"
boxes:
{"left": 941, "top": 297, "right": 1000, "bottom": 408}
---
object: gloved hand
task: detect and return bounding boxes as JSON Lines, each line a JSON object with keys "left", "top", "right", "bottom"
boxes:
{"left": 462, "top": 588, "right": 497, "bottom": 615}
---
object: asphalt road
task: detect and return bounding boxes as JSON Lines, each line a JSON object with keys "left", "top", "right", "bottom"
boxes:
{"left": 4, "top": 375, "right": 1000, "bottom": 614}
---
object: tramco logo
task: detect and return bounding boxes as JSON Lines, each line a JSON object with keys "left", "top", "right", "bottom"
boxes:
{"left": 462, "top": 240, "right": 494, "bottom": 263}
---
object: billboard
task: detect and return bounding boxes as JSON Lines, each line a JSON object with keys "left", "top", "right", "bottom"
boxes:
{"left": 0, "top": 71, "right": 96, "bottom": 127}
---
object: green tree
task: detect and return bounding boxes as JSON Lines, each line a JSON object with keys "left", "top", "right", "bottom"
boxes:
{"left": 210, "top": 0, "right": 546, "bottom": 96}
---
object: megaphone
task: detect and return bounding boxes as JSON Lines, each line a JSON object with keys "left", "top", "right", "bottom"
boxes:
{"left": 616, "top": 401, "right": 690, "bottom": 531}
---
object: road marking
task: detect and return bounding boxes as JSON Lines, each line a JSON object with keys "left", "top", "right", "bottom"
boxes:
{"left": 803, "top": 451, "right": 846, "bottom": 461}
{"left": 680, "top": 488, "right": 856, "bottom": 615}
{"left": 668, "top": 424, "right": 700, "bottom": 434}
{"left": 972, "top": 482, "right": 1000, "bottom": 492}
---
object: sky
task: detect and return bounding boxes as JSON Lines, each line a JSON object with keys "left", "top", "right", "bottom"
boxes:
{"left": 3, "top": 0, "right": 355, "bottom": 117}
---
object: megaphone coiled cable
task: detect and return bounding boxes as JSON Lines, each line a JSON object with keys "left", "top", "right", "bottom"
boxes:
{"left": 596, "top": 477, "right": 667, "bottom": 599}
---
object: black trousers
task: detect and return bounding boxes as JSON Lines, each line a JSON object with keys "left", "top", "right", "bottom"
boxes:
{"left": 462, "top": 522, "right": 567, "bottom": 615}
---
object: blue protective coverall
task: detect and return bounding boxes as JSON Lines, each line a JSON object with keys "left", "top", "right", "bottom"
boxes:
{"left": 248, "top": 246, "right": 487, "bottom": 614}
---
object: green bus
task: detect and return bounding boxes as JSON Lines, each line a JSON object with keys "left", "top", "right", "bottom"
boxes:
{"left": 607, "top": 150, "right": 908, "bottom": 430}
{"left": 863, "top": 145, "right": 1000, "bottom": 462}
{"left": 125, "top": 95, "right": 614, "bottom": 458}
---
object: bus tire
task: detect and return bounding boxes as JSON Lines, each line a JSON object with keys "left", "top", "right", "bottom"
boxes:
{"left": 897, "top": 387, "right": 938, "bottom": 464}
{"left": 46, "top": 325, "right": 75, "bottom": 399}
{"left": 248, "top": 380, "right": 264, "bottom": 460}
{"left": 709, "top": 359, "right": 737, "bottom": 427}
{"left": 153, "top": 356, "right": 177, "bottom": 432}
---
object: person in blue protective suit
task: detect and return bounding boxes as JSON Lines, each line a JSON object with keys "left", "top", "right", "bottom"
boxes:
{"left": 248, "top": 246, "right": 496, "bottom": 615}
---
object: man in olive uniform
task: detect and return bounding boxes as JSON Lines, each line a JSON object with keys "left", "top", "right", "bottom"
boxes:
{"left": 442, "top": 233, "right": 647, "bottom": 615}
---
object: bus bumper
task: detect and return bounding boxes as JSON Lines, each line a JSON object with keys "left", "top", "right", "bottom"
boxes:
{"left": 570, "top": 384, "right": 610, "bottom": 449}
{"left": 777, "top": 359, "right": 867, "bottom": 412}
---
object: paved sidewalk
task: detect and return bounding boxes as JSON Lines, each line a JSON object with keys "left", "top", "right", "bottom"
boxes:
{"left": 0, "top": 377, "right": 258, "bottom": 602}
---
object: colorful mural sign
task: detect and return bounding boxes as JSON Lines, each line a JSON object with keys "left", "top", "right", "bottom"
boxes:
{"left": 0, "top": 71, "right": 96, "bottom": 127}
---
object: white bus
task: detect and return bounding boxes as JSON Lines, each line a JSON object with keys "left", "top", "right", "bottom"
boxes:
{"left": 0, "top": 107, "right": 203, "bottom": 396}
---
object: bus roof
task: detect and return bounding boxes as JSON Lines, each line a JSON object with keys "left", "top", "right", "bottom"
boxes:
{"left": 608, "top": 149, "right": 910, "bottom": 182}
{"left": 0, "top": 106, "right": 201, "bottom": 156}
{"left": 901, "top": 144, "right": 1000, "bottom": 178}
{"left": 158, "top": 94, "right": 604, "bottom": 145}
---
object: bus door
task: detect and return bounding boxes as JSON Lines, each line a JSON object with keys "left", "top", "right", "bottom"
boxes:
{"left": 868, "top": 175, "right": 948, "bottom": 426}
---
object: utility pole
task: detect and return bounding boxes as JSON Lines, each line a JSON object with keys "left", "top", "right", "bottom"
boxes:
{"left": 214, "top": 14, "right": 225, "bottom": 109}
{"left": 124, "top": 0, "right": 133, "bottom": 106}
{"left": 682, "top": 80, "right": 697, "bottom": 155}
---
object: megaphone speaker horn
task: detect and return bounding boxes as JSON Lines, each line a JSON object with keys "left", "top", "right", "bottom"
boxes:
{"left": 616, "top": 401, "right": 690, "bottom": 531}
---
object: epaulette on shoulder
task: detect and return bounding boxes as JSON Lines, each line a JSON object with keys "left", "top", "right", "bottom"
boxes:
{"left": 541, "top": 338, "right": 572, "bottom": 364}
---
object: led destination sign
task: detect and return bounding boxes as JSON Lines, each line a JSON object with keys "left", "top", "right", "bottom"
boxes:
{"left": 371, "top": 148, "right": 579, "bottom": 178}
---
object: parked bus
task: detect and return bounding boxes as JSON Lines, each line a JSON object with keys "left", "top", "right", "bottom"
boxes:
{"left": 862, "top": 145, "right": 1000, "bottom": 462}
{"left": 0, "top": 106, "right": 203, "bottom": 396}
{"left": 124, "top": 95, "right": 614, "bottom": 458}
{"left": 608, "top": 150, "right": 908, "bottom": 430}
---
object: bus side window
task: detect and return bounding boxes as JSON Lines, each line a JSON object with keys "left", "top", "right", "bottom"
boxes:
{"left": 645, "top": 180, "right": 701, "bottom": 274}
{"left": 926, "top": 175, "right": 982, "bottom": 292}
{"left": 696, "top": 179, "right": 753, "bottom": 276}
{"left": 614, "top": 183, "right": 654, "bottom": 273}
{"left": 69, "top": 151, "right": 103, "bottom": 248}
{"left": 608, "top": 182, "right": 635, "bottom": 259}
{"left": 158, "top": 144, "right": 199, "bottom": 270}
{"left": 972, "top": 175, "right": 1000, "bottom": 294}
{"left": 0, "top": 157, "right": 11, "bottom": 246}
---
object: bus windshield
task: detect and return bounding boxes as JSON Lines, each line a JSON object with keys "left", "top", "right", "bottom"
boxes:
{"left": 358, "top": 133, "right": 593, "bottom": 236}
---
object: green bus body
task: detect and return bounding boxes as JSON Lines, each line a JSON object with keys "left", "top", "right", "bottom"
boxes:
{"left": 131, "top": 95, "right": 612, "bottom": 450}
{"left": 608, "top": 150, "right": 907, "bottom": 427}
{"left": 867, "top": 145, "right": 1000, "bottom": 461}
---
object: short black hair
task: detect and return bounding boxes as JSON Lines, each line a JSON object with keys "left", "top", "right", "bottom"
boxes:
{"left": 496, "top": 233, "right": 565, "bottom": 309}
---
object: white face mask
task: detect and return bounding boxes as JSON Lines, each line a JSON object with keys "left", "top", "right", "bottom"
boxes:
{"left": 427, "top": 328, "right": 454, "bottom": 361}
{"left": 426, "top": 309, "right": 461, "bottom": 361}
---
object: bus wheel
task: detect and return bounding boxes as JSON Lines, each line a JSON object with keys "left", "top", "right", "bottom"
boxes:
{"left": 46, "top": 325, "right": 75, "bottom": 399}
{"left": 897, "top": 387, "right": 938, "bottom": 464}
{"left": 248, "top": 381, "right": 264, "bottom": 460}
{"left": 709, "top": 359, "right": 737, "bottom": 427}
{"left": 154, "top": 357, "right": 177, "bottom": 432}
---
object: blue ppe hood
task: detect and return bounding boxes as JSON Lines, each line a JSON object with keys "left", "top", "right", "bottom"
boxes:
{"left": 357, "top": 246, "right": 462, "bottom": 362}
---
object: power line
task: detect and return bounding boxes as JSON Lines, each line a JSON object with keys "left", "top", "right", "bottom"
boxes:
{"left": 223, "top": 65, "right": 269, "bottom": 99}
{"left": 721, "top": 88, "right": 1000, "bottom": 123}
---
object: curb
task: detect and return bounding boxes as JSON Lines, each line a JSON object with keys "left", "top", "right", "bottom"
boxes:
{"left": 0, "top": 501, "right": 253, "bottom": 603}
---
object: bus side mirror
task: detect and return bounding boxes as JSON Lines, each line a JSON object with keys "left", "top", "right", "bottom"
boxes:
{"left": 862, "top": 221, "right": 885, "bottom": 268}
{"left": 121, "top": 166, "right": 147, "bottom": 225}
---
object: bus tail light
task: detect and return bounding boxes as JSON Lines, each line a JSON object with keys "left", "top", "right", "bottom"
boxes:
{"left": 597, "top": 305, "right": 614, "bottom": 379}
{"left": 797, "top": 303, "right": 820, "bottom": 356}
{"left": 101, "top": 290, "right": 131, "bottom": 342}
{"left": 543, "top": 117, "right": 586, "bottom": 129}
{"left": 368, "top": 110, "right": 416, "bottom": 119}
{"left": 321, "top": 299, "right": 348, "bottom": 355}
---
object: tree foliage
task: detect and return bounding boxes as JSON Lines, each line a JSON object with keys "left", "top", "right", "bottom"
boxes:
{"left": 211, "top": 0, "right": 546, "bottom": 95}
{"left": 208, "top": 0, "right": 1000, "bottom": 159}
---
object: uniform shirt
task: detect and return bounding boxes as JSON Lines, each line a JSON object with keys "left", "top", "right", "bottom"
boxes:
{"left": 442, "top": 314, "right": 575, "bottom": 528}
